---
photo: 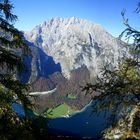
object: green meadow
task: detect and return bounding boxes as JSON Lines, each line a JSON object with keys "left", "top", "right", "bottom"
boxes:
{"left": 45, "top": 103, "right": 75, "bottom": 118}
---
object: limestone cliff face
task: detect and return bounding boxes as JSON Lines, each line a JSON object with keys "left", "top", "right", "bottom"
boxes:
{"left": 103, "top": 106, "right": 140, "bottom": 139}
{"left": 25, "top": 17, "right": 128, "bottom": 80}
{"left": 20, "top": 17, "right": 129, "bottom": 110}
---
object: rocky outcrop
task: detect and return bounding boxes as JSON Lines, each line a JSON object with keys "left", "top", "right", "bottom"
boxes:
{"left": 103, "top": 105, "right": 140, "bottom": 139}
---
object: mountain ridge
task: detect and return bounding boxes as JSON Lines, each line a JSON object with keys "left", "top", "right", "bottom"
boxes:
{"left": 21, "top": 17, "right": 129, "bottom": 111}
{"left": 25, "top": 17, "right": 128, "bottom": 80}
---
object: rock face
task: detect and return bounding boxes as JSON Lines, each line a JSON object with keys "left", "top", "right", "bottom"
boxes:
{"left": 103, "top": 106, "right": 140, "bottom": 139}
{"left": 21, "top": 17, "right": 129, "bottom": 111}
{"left": 25, "top": 17, "right": 128, "bottom": 79}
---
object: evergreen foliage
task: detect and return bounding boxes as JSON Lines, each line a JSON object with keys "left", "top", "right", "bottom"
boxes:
{"left": 0, "top": 1, "right": 49, "bottom": 139}
{"left": 0, "top": 0, "right": 30, "bottom": 110}
{"left": 83, "top": 0, "right": 140, "bottom": 134}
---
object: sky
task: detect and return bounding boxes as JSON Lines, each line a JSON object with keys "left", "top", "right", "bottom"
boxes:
{"left": 13, "top": 0, "right": 139, "bottom": 38}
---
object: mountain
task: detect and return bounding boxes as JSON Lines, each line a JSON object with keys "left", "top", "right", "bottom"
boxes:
{"left": 21, "top": 17, "right": 129, "bottom": 112}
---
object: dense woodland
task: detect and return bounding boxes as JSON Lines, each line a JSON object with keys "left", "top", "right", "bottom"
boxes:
{"left": 0, "top": 0, "right": 140, "bottom": 139}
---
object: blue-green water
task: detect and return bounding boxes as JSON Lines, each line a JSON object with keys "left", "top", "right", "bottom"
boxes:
{"left": 12, "top": 101, "right": 111, "bottom": 138}
{"left": 48, "top": 101, "right": 111, "bottom": 138}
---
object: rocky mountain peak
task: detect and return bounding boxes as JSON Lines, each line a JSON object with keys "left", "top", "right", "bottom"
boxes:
{"left": 25, "top": 17, "right": 128, "bottom": 80}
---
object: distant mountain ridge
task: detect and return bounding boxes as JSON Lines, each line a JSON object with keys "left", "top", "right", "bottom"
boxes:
{"left": 21, "top": 17, "right": 129, "bottom": 111}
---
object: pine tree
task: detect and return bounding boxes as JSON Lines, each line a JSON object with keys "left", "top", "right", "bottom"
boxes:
{"left": 83, "top": 1, "right": 140, "bottom": 137}
{"left": 0, "top": 0, "right": 33, "bottom": 139}
{"left": 0, "top": 0, "right": 31, "bottom": 109}
{"left": 0, "top": 1, "right": 50, "bottom": 139}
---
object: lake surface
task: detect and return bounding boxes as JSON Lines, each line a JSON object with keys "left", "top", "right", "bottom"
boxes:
{"left": 12, "top": 101, "right": 112, "bottom": 139}
{"left": 48, "top": 101, "right": 111, "bottom": 138}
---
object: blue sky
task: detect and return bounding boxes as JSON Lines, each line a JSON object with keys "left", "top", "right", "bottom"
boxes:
{"left": 13, "top": 0, "right": 139, "bottom": 37}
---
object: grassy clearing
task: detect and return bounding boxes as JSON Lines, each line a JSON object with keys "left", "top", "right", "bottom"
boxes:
{"left": 67, "top": 94, "right": 77, "bottom": 99}
{"left": 45, "top": 103, "right": 75, "bottom": 118}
